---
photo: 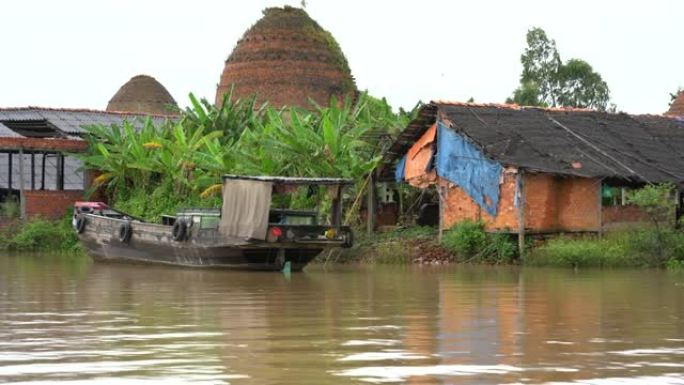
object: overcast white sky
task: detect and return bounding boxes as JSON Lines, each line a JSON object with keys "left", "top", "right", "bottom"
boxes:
{"left": 1, "top": 0, "right": 682, "bottom": 114}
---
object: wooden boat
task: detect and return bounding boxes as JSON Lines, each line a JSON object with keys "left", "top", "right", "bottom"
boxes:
{"left": 73, "top": 175, "right": 354, "bottom": 271}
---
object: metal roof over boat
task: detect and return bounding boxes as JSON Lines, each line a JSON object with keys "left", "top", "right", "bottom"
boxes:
{"left": 222, "top": 175, "right": 354, "bottom": 185}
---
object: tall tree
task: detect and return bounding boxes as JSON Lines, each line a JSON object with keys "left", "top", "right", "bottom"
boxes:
{"left": 509, "top": 27, "right": 611, "bottom": 110}
{"left": 519, "top": 28, "right": 562, "bottom": 106}
{"left": 556, "top": 59, "right": 610, "bottom": 109}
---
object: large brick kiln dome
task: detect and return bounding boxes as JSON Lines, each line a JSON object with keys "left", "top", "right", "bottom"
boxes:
{"left": 215, "top": 6, "right": 357, "bottom": 108}
{"left": 106, "top": 75, "right": 177, "bottom": 115}
{"left": 667, "top": 91, "right": 684, "bottom": 116}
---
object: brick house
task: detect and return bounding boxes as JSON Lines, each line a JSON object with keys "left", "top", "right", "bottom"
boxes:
{"left": 377, "top": 101, "right": 684, "bottom": 243}
{"left": 0, "top": 107, "right": 168, "bottom": 219}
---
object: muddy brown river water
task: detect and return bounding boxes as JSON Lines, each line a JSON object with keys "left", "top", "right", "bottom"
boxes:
{"left": 0, "top": 254, "right": 683, "bottom": 384}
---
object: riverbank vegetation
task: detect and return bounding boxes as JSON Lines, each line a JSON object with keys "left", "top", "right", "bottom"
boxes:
{"left": 527, "top": 184, "right": 684, "bottom": 269}
{"left": 525, "top": 229, "right": 684, "bottom": 269}
{"left": 34, "top": 90, "right": 682, "bottom": 270}
{"left": 80, "top": 91, "right": 416, "bottom": 221}
{"left": 0, "top": 215, "right": 79, "bottom": 253}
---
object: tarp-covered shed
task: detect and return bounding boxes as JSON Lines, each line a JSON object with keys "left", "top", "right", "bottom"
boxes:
{"left": 379, "top": 101, "right": 684, "bottom": 234}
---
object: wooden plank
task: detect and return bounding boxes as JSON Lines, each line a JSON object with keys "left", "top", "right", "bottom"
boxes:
{"left": 18, "top": 148, "right": 26, "bottom": 219}
{"left": 438, "top": 185, "right": 444, "bottom": 243}
{"left": 366, "top": 171, "right": 375, "bottom": 235}
{"left": 30, "top": 153, "right": 35, "bottom": 190}
{"left": 8, "top": 152, "right": 12, "bottom": 190}
{"left": 517, "top": 171, "right": 526, "bottom": 257}
{"left": 331, "top": 185, "right": 342, "bottom": 227}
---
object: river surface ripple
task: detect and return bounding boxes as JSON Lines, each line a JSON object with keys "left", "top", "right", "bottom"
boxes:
{"left": 0, "top": 254, "right": 683, "bottom": 384}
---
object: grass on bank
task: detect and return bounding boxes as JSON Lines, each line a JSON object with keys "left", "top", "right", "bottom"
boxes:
{"left": 0, "top": 214, "right": 80, "bottom": 253}
{"left": 329, "top": 226, "right": 440, "bottom": 264}
{"left": 442, "top": 220, "right": 517, "bottom": 264}
{"left": 332, "top": 218, "right": 684, "bottom": 270}
{"left": 525, "top": 228, "right": 684, "bottom": 269}
{"left": 333, "top": 222, "right": 519, "bottom": 265}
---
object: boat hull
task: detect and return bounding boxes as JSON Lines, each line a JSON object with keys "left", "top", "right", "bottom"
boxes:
{"left": 77, "top": 215, "right": 326, "bottom": 271}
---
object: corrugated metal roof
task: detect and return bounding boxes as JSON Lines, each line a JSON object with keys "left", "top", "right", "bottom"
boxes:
{"left": 0, "top": 107, "right": 172, "bottom": 137}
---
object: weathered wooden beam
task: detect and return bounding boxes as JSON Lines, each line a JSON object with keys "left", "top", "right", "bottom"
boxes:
{"left": 366, "top": 171, "right": 376, "bottom": 236}
{"left": 57, "top": 154, "right": 64, "bottom": 191}
{"left": 30, "top": 153, "right": 35, "bottom": 190}
{"left": 41, "top": 153, "right": 46, "bottom": 190}
{"left": 438, "top": 185, "right": 445, "bottom": 243}
{"left": 7, "top": 152, "right": 12, "bottom": 191}
{"left": 18, "top": 148, "right": 26, "bottom": 220}
{"left": 517, "top": 171, "right": 526, "bottom": 258}
{"left": 331, "top": 185, "right": 342, "bottom": 227}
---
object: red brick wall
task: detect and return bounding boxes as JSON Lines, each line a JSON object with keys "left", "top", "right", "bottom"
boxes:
{"left": 440, "top": 172, "right": 601, "bottom": 233}
{"left": 602, "top": 205, "right": 651, "bottom": 228}
{"left": 25, "top": 190, "right": 84, "bottom": 219}
{"left": 556, "top": 177, "right": 601, "bottom": 231}
{"left": 523, "top": 174, "right": 600, "bottom": 232}
{"left": 524, "top": 174, "right": 559, "bottom": 230}
{"left": 441, "top": 170, "right": 519, "bottom": 231}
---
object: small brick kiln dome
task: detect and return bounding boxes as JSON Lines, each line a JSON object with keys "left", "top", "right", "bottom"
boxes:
{"left": 667, "top": 91, "right": 684, "bottom": 116}
{"left": 215, "top": 6, "right": 357, "bottom": 108}
{"left": 106, "top": 75, "right": 177, "bottom": 115}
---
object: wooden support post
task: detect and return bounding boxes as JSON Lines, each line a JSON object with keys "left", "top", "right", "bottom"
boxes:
{"left": 18, "top": 148, "right": 26, "bottom": 220}
{"left": 517, "top": 171, "right": 526, "bottom": 257}
{"left": 398, "top": 184, "right": 404, "bottom": 221}
{"left": 366, "top": 171, "right": 375, "bottom": 236}
{"left": 331, "top": 185, "right": 342, "bottom": 227}
{"left": 57, "top": 153, "right": 65, "bottom": 191}
{"left": 8, "top": 152, "right": 12, "bottom": 191}
{"left": 30, "top": 153, "right": 35, "bottom": 190}
{"left": 41, "top": 153, "right": 46, "bottom": 190}
{"left": 438, "top": 185, "right": 445, "bottom": 243}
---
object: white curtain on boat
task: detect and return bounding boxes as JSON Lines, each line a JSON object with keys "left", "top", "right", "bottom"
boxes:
{"left": 219, "top": 179, "right": 273, "bottom": 240}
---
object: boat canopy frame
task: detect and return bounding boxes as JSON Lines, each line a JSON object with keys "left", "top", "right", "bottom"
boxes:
{"left": 220, "top": 175, "right": 351, "bottom": 237}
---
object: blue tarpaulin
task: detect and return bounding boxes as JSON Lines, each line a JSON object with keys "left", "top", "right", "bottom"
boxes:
{"left": 395, "top": 155, "right": 406, "bottom": 182}
{"left": 435, "top": 122, "right": 503, "bottom": 216}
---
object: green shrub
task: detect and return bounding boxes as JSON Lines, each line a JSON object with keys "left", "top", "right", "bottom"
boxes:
{"left": 371, "top": 226, "right": 436, "bottom": 243}
{"left": 0, "top": 196, "right": 20, "bottom": 219}
{"left": 442, "top": 220, "right": 516, "bottom": 264}
{"left": 442, "top": 220, "right": 486, "bottom": 259}
{"left": 485, "top": 233, "right": 517, "bottom": 264}
{"left": 526, "top": 236, "right": 628, "bottom": 268}
{"left": 4, "top": 214, "right": 79, "bottom": 252}
{"left": 626, "top": 183, "right": 676, "bottom": 228}
{"left": 666, "top": 258, "right": 684, "bottom": 271}
{"left": 371, "top": 241, "right": 413, "bottom": 264}
{"left": 526, "top": 228, "right": 684, "bottom": 268}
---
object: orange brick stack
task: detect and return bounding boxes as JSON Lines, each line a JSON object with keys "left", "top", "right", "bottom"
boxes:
{"left": 215, "top": 6, "right": 357, "bottom": 109}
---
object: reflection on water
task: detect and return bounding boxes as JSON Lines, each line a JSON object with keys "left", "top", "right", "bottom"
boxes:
{"left": 0, "top": 254, "right": 683, "bottom": 384}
